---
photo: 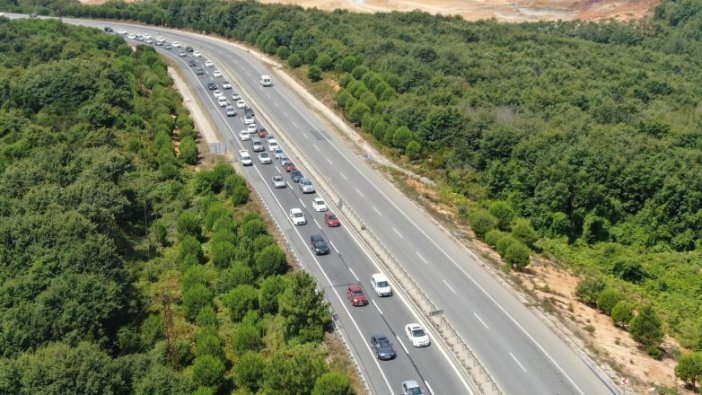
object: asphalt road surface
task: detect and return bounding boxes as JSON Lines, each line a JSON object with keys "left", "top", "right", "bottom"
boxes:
{"left": 12, "top": 14, "right": 618, "bottom": 395}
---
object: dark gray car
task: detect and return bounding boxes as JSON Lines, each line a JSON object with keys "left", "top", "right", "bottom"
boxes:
{"left": 370, "top": 334, "right": 396, "bottom": 360}
{"left": 290, "top": 170, "right": 304, "bottom": 183}
{"left": 310, "top": 234, "right": 330, "bottom": 255}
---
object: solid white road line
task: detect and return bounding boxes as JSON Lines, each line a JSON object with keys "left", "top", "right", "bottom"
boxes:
{"left": 416, "top": 251, "right": 428, "bottom": 264}
{"left": 392, "top": 227, "right": 404, "bottom": 239}
{"left": 474, "top": 312, "right": 490, "bottom": 330}
{"left": 330, "top": 241, "right": 340, "bottom": 254}
{"left": 442, "top": 279, "right": 457, "bottom": 294}
{"left": 313, "top": 218, "right": 321, "bottom": 228}
{"left": 425, "top": 381, "right": 435, "bottom": 395}
{"left": 299, "top": 198, "right": 306, "bottom": 208}
{"left": 510, "top": 352, "right": 527, "bottom": 373}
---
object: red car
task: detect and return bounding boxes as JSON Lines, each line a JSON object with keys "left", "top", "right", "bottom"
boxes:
{"left": 347, "top": 285, "right": 368, "bottom": 306}
{"left": 257, "top": 127, "right": 269, "bottom": 138}
{"left": 285, "top": 163, "right": 296, "bottom": 172}
{"left": 324, "top": 212, "right": 340, "bottom": 227}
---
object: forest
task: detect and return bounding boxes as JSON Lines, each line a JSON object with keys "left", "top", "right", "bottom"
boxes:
{"left": 0, "top": 18, "right": 353, "bottom": 394}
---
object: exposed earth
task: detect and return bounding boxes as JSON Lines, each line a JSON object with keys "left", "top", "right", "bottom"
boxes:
{"left": 257, "top": 0, "right": 660, "bottom": 21}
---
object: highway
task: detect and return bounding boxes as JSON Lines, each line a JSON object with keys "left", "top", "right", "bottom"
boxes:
{"left": 22, "top": 15, "right": 617, "bottom": 395}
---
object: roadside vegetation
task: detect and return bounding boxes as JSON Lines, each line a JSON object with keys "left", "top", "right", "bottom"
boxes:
{"left": 0, "top": 18, "right": 352, "bottom": 395}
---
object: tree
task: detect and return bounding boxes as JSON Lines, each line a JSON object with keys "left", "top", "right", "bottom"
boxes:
{"left": 194, "top": 328, "right": 225, "bottom": 361}
{"left": 392, "top": 126, "right": 414, "bottom": 150}
{"left": 232, "top": 324, "right": 262, "bottom": 354}
{"left": 312, "top": 371, "right": 353, "bottom": 395}
{"left": 279, "top": 272, "right": 330, "bottom": 343}
{"left": 405, "top": 140, "right": 422, "bottom": 159}
{"left": 265, "top": 344, "right": 327, "bottom": 395}
{"left": 315, "top": 53, "right": 334, "bottom": 71}
{"left": 575, "top": 276, "right": 607, "bottom": 307}
{"left": 468, "top": 208, "right": 498, "bottom": 238}
{"left": 191, "top": 355, "right": 225, "bottom": 390}
{"left": 218, "top": 264, "right": 254, "bottom": 293}
{"left": 177, "top": 211, "right": 201, "bottom": 238}
{"left": 234, "top": 351, "right": 265, "bottom": 392}
{"left": 179, "top": 137, "right": 198, "bottom": 165}
{"left": 307, "top": 65, "right": 322, "bottom": 82}
{"left": 610, "top": 300, "right": 634, "bottom": 328}
{"left": 348, "top": 101, "right": 370, "bottom": 125}
{"left": 510, "top": 218, "right": 539, "bottom": 248}
{"left": 340, "top": 56, "right": 361, "bottom": 73}
{"left": 259, "top": 275, "right": 287, "bottom": 314}
{"left": 276, "top": 46, "right": 291, "bottom": 59}
{"left": 488, "top": 201, "right": 515, "bottom": 230}
{"left": 183, "top": 284, "right": 213, "bottom": 320}
{"left": 287, "top": 54, "right": 302, "bottom": 68}
{"left": 504, "top": 241, "right": 531, "bottom": 270}
{"left": 596, "top": 288, "right": 622, "bottom": 315}
{"left": 135, "top": 365, "right": 196, "bottom": 395}
{"left": 629, "top": 305, "right": 664, "bottom": 353}
{"left": 484, "top": 229, "right": 508, "bottom": 247}
{"left": 224, "top": 284, "right": 258, "bottom": 322}
{"left": 675, "top": 352, "right": 702, "bottom": 391}
{"left": 254, "top": 245, "right": 288, "bottom": 277}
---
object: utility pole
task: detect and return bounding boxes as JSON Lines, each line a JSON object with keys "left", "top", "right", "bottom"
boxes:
{"left": 161, "top": 293, "right": 178, "bottom": 368}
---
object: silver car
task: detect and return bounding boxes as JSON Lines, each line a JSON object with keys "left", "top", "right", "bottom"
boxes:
{"left": 272, "top": 175, "right": 286, "bottom": 188}
{"left": 258, "top": 152, "right": 272, "bottom": 164}
{"left": 299, "top": 178, "right": 315, "bottom": 193}
{"left": 225, "top": 106, "right": 236, "bottom": 117}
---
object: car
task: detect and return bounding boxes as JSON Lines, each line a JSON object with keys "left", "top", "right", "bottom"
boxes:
{"left": 239, "top": 150, "right": 252, "bottom": 166}
{"left": 204, "top": 60, "right": 214, "bottom": 67}
{"left": 104, "top": 27, "right": 113, "bottom": 32}
{"left": 272, "top": 175, "right": 286, "bottom": 189}
{"left": 251, "top": 138, "right": 264, "bottom": 152}
{"left": 236, "top": 99, "right": 246, "bottom": 109}
{"left": 299, "top": 178, "right": 315, "bottom": 194}
{"left": 312, "top": 197, "right": 328, "bottom": 212}
{"left": 193, "top": 51, "right": 202, "bottom": 57}
{"left": 244, "top": 106, "right": 255, "bottom": 117}
{"left": 371, "top": 273, "right": 392, "bottom": 296}
{"left": 289, "top": 208, "right": 306, "bottom": 226}
{"left": 281, "top": 157, "right": 293, "bottom": 168}
{"left": 195, "top": 67, "right": 204, "bottom": 75}
{"left": 207, "top": 82, "right": 217, "bottom": 90}
{"left": 155, "top": 40, "right": 164, "bottom": 46}
{"left": 230, "top": 92, "right": 241, "bottom": 101}
{"left": 285, "top": 163, "right": 297, "bottom": 173}
{"left": 165, "top": 45, "right": 173, "bottom": 50}
{"left": 267, "top": 139, "right": 279, "bottom": 151}
{"left": 222, "top": 82, "right": 232, "bottom": 90}
{"left": 127, "top": 33, "right": 136, "bottom": 40}
{"left": 142, "top": 33, "right": 151, "bottom": 40}
{"left": 188, "top": 60, "right": 197, "bottom": 67}
{"left": 185, "top": 46, "right": 194, "bottom": 52}
{"left": 145, "top": 39, "right": 154, "bottom": 45}
{"left": 273, "top": 148, "right": 285, "bottom": 159}
{"left": 244, "top": 115, "right": 255, "bottom": 125}
{"left": 213, "top": 90, "right": 223, "bottom": 98}
{"left": 247, "top": 123, "right": 257, "bottom": 133}
{"left": 225, "top": 106, "right": 237, "bottom": 117}
{"left": 290, "top": 170, "right": 304, "bottom": 183}
{"left": 172, "top": 41, "right": 181, "bottom": 48}
{"left": 179, "top": 51, "right": 187, "bottom": 57}
{"left": 116, "top": 29, "right": 127, "bottom": 35}
{"left": 213, "top": 70, "right": 222, "bottom": 78}
{"left": 324, "top": 212, "right": 341, "bottom": 227}
{"left": 256, "top": 127, "right": 269, "bottom": 138}
{"left": 346, "top": 284, "right": 368, "bottom": 306}
{"left": 260, "top": 74, "right": 272, "bottom": 86}
{"left": 405, "top": 323, "right": 430, "bottom": 347}
{"left": 258, "top": 152, "right": 272, "bottom": 164}
{"left": 217, "top": 96, "right": 229, "bottom": 107}
{"left": 402, "top": 380, "right": 424, "bottom": 395}
{"left": 239, "top": 130, "right": 251, "bottom": 141}
{"left": 310, "top": 234, "right": 330, "bottom": 255}
{"left": 370, "top": 335, "right": 396, "bottom": 360}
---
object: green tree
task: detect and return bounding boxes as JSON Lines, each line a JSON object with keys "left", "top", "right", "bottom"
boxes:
{"left": 218, "top": 264, "right": 255, "bottom": 292}
{"left": 232, "top": 324, "right": 262, "bottom": 354}
{"left": 279, "top": 272, "right": 330, "bottom": 343}
{"left": 179, "top": 137, "right": 198, "bottom": 165}
{"left": 183, "top": 284, "right": 213, "bottom": 320}
{"left": 259, "top": 275, "right": 287, "bottom": 314}
{"left": 484, "top": 229, "right": 508, "bottom": 247}
{"left": 276, "top": 46, "right": 291, "bottom": 59}
{"left": 504, "top": 241, "right": 531, "bottom": 270}
{"left": 191, "top": 355, "right": 225, "bottom": 390}
{"left": 675, "top": 352, "right": 702, "bottom": 392}
{"left": 194, "top": 328, "right": 225, "bottom": 361}
{"left": 629, "top": 305, "right": 664, "bottom": 353}
{"left": 340, "top": 56, "right": 361, "bottom": 73}
{"left": 234, "top": 351, "right": 266, "bottom": 392}
{"left": 468, "top": 208, "right": 498, "bottom": 238}
{"left": 196, "top": 306, "right": 219, "bottom": 328}
{"left": 392, "top": 126, "right": 414, "bottom": 150}
{"left": 610, "top": 300, "right": 634, "bottom": 328}
{"left": 265, "top": 344, "right": 327, "bottom": 395}
{"left": 488, "top": 201, "right": 515, "bottom": 230}
{"left": 308, "top": 65, "right": 322, "bottom": 82}
{"left": 348, "top": 101, "right": 370, "bottom": 125}
{"left": 135, "top": 365, "right": 196, "bottom": 395}
{"left": 287, "top": 54, "right": 302, "bottom": 68}
{"left": 510, "top": 218, "right": 539, "bottom": 248}
{"left": 255, "top": 245, "right": 288, "bottom": 277}
{"left": 575, "top": 276, "right": 607, "bottom": 307}
{"left": 596, "top": 287, "right": 622, "bottom": 315}
{"left": 312, "top": 371, "right": 353, "bottom": 395}
{"left": 405, "top": 140, "right": 422, "bottom": 160}
{"left": 224, "top": 284, "right": 258, "bottom": 322}
{"left": 316, "top": 53, "right": 334, "bottom": 71}
{"left": 177, "top": 211, "right": 201, "bottom": 238}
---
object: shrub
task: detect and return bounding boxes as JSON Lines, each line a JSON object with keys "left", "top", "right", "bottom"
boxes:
{"left": 287, "top": 53, "right": 302, "bottom": 68}
{"left": 308, "top": 65, "right": 322, "bottom": 81}
{"left": 177, "top": 211, "right": 201, "bottom": 238}
{"left": 484, "top": 229, "right": 508, "bottom": 247}
{"left": 405, "top": 140, "right": 421, "bottom": 159}
{"left": 224, "top": 284, "right": 258, "bottom": 322}
{"left": 468, "top": 208, "right": 498, "bottom": 238}
{"left": 575, "top": 276, "right": 607, "bottom": 307}
{"left": 232, "top": 324, "right": 262, "bottom": 353}
{"left": 192, "top": 355, "right": 225, "bottom": 389}
{"left": 179, "top": 136, "right": 198, "bottom": 164}
{"left": 596, "top": 287, "right": 622, "bottom": 315}
{"left": 488, "top": 201, "right": 515, "bottom": 230}
{"left": 255, "top": 245, "right": 288, "bottom": 277}
{"left": 276, "top": 46, "right": 291, "bottom": 59}
{"left": 315, "top": 53, "right": 334, "bottom": 71}
{"left": 510, "top": 218, "right": 539, "bottom": 248}
{"left": 675, "top": 352, "right": 702, "bottom": 389}
{"left": 496, "top": 234, "right": 519, "bottom": 256}
{"left": 183, "top": 284, "right": 213, "bottom": 320}
{"left": 504, "top": 241, "right": 531, "bottom": 270}
{"left": 629, "top": 305, "right": 664, "bottom": 351}
{"left": 610, "top": 300, "right": 634, "bottom": 328}
{"left": 312, "top": 371, "right": 353, "bottom": 395}
{"left": 235, "top": 351, "right": 266, "bottom": 392}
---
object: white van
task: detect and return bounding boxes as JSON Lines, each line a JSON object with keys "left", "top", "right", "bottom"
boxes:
{"left": 371, "top": 273, "right": 392, "bottom": 297}
{"left": 260, "top": 74, "right": 272, "bottom": 87}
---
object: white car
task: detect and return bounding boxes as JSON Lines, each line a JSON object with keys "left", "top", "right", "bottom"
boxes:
{"left": 204, "top": 60, "right": 214, "bottom": 67}
{"left": 142, "top": 33, "right": 151, "bottom": 40}
{"left": 312, "top": 197, "right": 328, "bottom": 212}
{"left": 217, "top": 97, "right": 229, "bottom": 107}
{"left": 371, "top": 273, "right": 392, "bottom": 296}
{"left": 273, "top": 148, "right": 285, "bottom": 159}
{"left": 117, "top": 29, "right": 127, "bottom": 35}
{"left": 299, "top": 178, "right": 315, "bottom": 194}
{"left": 239, "top": 150, "right": 252, "bottom": 166}
{"left": 213, "top": 90, "right": 223, "bottom": 98}
{"left": 213, "top": 70, "right": 222, "bottom": 78}
{"left": 239, "top": 130, "right": 250, "bottom": 141}
{"left": 267, "top": 139, "right": 279, "bottom": 152}
{"left": 258, "top": 152, "right": 272, "bottom": 164}
{"left": 231, "top": 92, "right": 241, "bottom": 101}
{"left": 172, "top": 41, "right": 181, "bottom": 48}
{"left": 405, "top": 323, "right": 430, "bottom": 347}
{"left": 222, "top": 82, "right": 232, "bottom": 90}
{"left": 244, "top": 115, "right": 255, "bottom": 125}
{"left": 247, "top": 123, "right": 257, "bottom": 133}
{"left": 236, "top": 99, "right": 246, "bottom": 109}
{"left": 289, "top": 208, "right": 306, "bottom": 226}
{"left": 225, "top": 106, "right": 236, "bottom": 117}
{"left": 260, "top": 74, "right": 272, "bottom": 86}
{"left": 127, "top": 33, "right": 136, "bottom": 40}
{"left": 193, "top": 51, "right": 202, "bottom": 57}
{"left": 272, "top": 175, "right": 286, "bottom": 189}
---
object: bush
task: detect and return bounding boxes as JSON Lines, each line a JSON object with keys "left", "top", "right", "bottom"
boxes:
{"left": 179, "top": 136, "right": 198, "bottom": 165}
{"left": 232, "top": 324, "right": 262, "bottom": 354}
{"left": 504, "top": 241, "right": 531, "bottom": 270}
{"left": 596, "top": 287, "right": 622, "bottom": 315}
{"left": 315, "top": 53, "right": 334, "bottom": 71}
{"left": 218, "top": 264, "right": 254, "bottom": 292}
{"left": 178, "top": 235, "right": 204, "bottom": 264}
{"left": 287, "top": 53, "right": 302, "bottom": 68}
{"left": 406, "top": 140, "right": 421, "bottom": 159}
{"left": 192, "top": 355, "right": 225, "bottom": 389}
{"left": 312, "top": 371, "right": 353, "bottom": 395}
{"left": 575, "top": 276, "right": 607, "bottom": 307}
{"left": 488, "top": 201, "right": 515, "bottom": 230}
{"left": 484, "top": 229, "right": 508, "bottom": 247}
{"left": 196, "top": 305, "right": 219, "bottom": 328}
{"left": 254, "top": 245, "right": 288, "bottom": 277}
{"left": 675, "top": 352, "right": 702, "bottom": 389}
{"left": 308, "top": 65, "right": 322, "bottom": 81}
{"left": 392, "top": 126, "right": 414, "bottom": 150}
{"left": 183, "top": 284, "right": 213, "bottom": 320}
{"left": 495, "top": 234, "right": 518, "bottom": 256}
{"left": 177, "top": 211, "right": 201, "bottom": 238}
{"left": 276, "top": 46, "right": 291, "bottom": 59}
{"left": 468, "top": 208, "right": 498, "bottom": 238}
{"left": 610, "top": 300, "right": 634, "bottom": 328}
{"left": 259, "top": 275, "right": 287, "bottom": 314}
{"left": 235, "top": 351, "right": 266, "bottom": 392}
{"left": 629, "top": 305, "right": 664, "bottom": 350}
{"left": 510, "top": 218, "right": 539, "bottom": 248}
{"left": 194, "top": 329, "right": 225, "bottom": 361}
{"left": 208, "top": 239, "right": 236, "bottom": 268}
{"left": 224, "top": 284, "right": 258, "bottom": 322}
